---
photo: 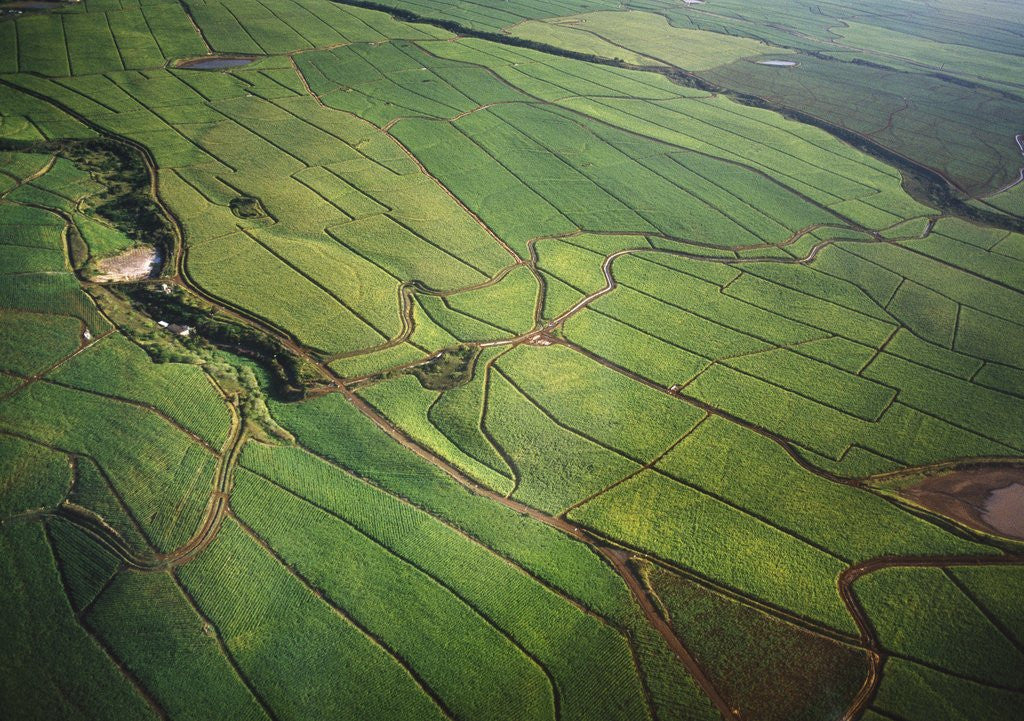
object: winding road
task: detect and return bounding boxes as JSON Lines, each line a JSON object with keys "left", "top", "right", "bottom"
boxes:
{"left": 3, "top": 66, "right": 1022, "bottom": 721}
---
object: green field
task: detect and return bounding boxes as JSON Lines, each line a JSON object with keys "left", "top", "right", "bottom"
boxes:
{"left": 1, "top": 0, "right": 1023, "bottom": 719}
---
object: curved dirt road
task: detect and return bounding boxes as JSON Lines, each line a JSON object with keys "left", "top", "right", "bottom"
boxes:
{"left": 837, "top": 553, "right": 1024, "bottom": 720}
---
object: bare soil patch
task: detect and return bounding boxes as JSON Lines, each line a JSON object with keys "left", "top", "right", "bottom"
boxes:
{"left": 93, "top": 246, "right": 160, "bottom": 283}
{"left": 176, "top": 56, "right": 256, "bottom": 70}
{"left": 900, "top": 463, "right": 1024, "bottom": 540}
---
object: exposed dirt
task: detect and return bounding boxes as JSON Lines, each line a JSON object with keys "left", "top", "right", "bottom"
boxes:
{"left": 175, "top": 56, "right": 256, "bottom": 70}
{"left": 92, "top": 246, "right": 161, "bottom": 282}
{"left": 899, "top": 463, "right": 1024, "bottom": 540}
{"left": 51, "top": 399, "right": 242, "bottom": 571}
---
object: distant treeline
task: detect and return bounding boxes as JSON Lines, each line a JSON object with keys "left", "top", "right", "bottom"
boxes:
{"left": 331, "top": 0, "right": 632, "bottom": 66}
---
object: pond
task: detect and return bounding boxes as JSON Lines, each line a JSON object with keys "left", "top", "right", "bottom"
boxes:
{"left": 983, "top": 483, "right": 1024, "bottom": 540}
{"left": 178, "top": 57, "right": 256, "bottom": 70}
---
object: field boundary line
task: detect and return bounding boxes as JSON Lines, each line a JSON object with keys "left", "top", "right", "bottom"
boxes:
{"left": 40, "top": 521, "right": 169, "bottom": 720}
{"left": 235, "top": 464, "right": 561, "bottom": 717}
{"left": 228, "top": 511, "right": 459, "bottom": 721}
{"left": 237, "top": 226, "right": 390, "bottom": 343}
{"left": 42, "top": 378, "right": 221, "bottom": 453}
{"left": 170, "top": 570, "right": 281, "bottom": 721}
{"left": 560, "top": 415, "right": 710, "bottom": 516}
{"left": 941, "top": 568, "right": 1024, "bottom": 658}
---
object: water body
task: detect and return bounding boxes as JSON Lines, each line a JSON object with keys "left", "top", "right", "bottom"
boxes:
{"left": 983, "top": 483, "right": 1024, "bottom": 539}
{"left": 179, "top": 57, "right": 255, "bottom": 70}
{"left": 900, "top": 464, "right": 1024, "bottom": 541}
{"left": 757, "top": 60, "right": 798, "bottom": 67}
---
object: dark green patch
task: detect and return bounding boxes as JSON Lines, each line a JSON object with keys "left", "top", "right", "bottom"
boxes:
{"left": 642, "top": 560, "right": 870, "bottom": 721}
{"left": 65, "top": 220, "right": 89, "bottom": 270}
{"left": 117, "top": 283, "right": 323, "bottom": 401}
{"left": 229, "top": 196, "right": 267, "bottom": 219}
{"left": 410, "top": 345, "right": 480, "bottom": 390}
{"left": 0, "top": 137, "right": 176, "bottom": 270}
{"left": 45, "top": 517, "right": 120, "bottom": 613}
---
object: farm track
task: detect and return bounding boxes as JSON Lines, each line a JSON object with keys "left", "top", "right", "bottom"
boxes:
{"left": 341, "top": 387, "right": 736, "bottom": 720}
{"left": 474, "top": 216, "right": 936, "bottom": 359}
{"left": 979, "top": 134, "right": 1024, "bottom": 200}
{"left": 4, "top": 78, "right": 716, "bottom": 719}
{"left": 325, "top": 261, "right": 525, "bottom": 362}
{"left": 327, "top": 0, "right": 1016, "bottom": 203}
{"left": 600, "top": 545, "right": 738, "bottom": 718}
{"left": 0, "top": 166, "right": 984, "bottom": 721}
{"left": 332, "top": 218, "right": 894, "bottom": 378}
{"left": 5, "top": 47, "right": 1023, "bottom": 721}
{"left": 30, "top": 118, "right": 980, "bottom": 717}
{"left": 837, "top": 553, "right": 1024, "bottom": 720}
{"left": 44, "top": 398, "right": 243, "bottom": 571}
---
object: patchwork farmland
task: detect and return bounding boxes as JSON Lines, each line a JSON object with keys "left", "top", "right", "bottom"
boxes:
{"left": 1, "top": 0, "right": 1022, "bottom": 719}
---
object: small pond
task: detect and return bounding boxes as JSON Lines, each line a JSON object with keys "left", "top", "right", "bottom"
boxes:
{"left": 178, "top": 57, "right": 256, "bottom": 70}
{"left": 983, "top": 483, "right": 1024, "bottom": 540}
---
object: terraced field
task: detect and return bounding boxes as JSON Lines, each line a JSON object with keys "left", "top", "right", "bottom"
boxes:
{"left": 1, "top": 0, "right": 1022, "bottom": 719}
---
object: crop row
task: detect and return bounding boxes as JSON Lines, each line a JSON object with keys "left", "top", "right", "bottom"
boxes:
{"left": 0, "top": 381, "right": 217, "bottom": 552}
{"left": 0, "top": 522, "right": 156, "bottom": 718}
{"left": 235, "top": 440, "right": 652, "bottom": 721}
